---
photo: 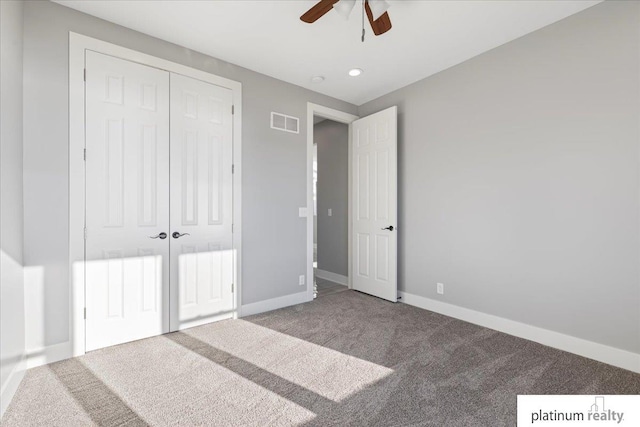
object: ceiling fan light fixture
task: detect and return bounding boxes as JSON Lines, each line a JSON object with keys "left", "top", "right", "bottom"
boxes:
{"left": 349, "top": 68, "right": 363, "bottom": 77}
{"left": 368, "top": 0, "right": 390, "bottom": 21}
{"left": 333, "top": 0, "right": 356, "bottom": 20}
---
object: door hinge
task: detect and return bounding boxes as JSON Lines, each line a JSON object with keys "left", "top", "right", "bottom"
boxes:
{"left": 84, "top": 69, "right": 86, "bottom": 82}
{"left": 84, "top": 308, "right": 86, "bottom": 319}
{"left": 232, "top": 105, "right": 235, "bottom": 115}
{"left": 231, "top": 223, "right": 234, "bottom": 233}
{"left": 232, "top": 164, "right": 234, "bottom": 174}
{"left": 83, "top": 148, "right": 86, "bottom": 161}
{"left": 84, "top": 227, "right": 87, "bottom": 240}
{"left": 231, "top": 283, "right": 234, "bottom": 293}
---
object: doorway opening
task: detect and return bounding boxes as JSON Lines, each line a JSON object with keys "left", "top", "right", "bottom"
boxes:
{"left": 306, "top": 103, "right": 399, "bottom": 304}
{"left": 313, "top": 116, "right": 350, "bottom": 298}
{"left": 305, "top": 103, "right": 358, "bottom": 301}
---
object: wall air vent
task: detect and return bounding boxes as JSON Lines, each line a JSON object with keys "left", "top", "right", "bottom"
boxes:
{"left": 271, "top": 112, "right": 299, "bottom": 134}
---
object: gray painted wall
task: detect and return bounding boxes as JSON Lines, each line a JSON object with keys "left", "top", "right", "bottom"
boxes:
{"left": 358, "top": 0, "right": 640, "bottom": 353}
{"left": 315, "top": 120, "right": 349, "bottom": 277}
{"left": 22, "top": 0, "right": 357, "bottom": 349}
{"left": 1, "top": 1, "right": 24, "bottom": 263}
{"left": 0, "top": 0, "right": 25, "bottom": 414}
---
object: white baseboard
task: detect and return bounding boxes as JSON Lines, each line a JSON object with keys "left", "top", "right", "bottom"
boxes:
{"left": 398, "top": 291, "right": 640, "bottom": 374}
{"left": 0, "top": 355, "right": 25, "bottom": 417}
{"left": 240, "top": 291, "right": 311, "bottom": 317}
{"left": 315, "top": 269, "right": 348, "bottom": 286}
{"left": 26, "top": 341, "right": 72, "bottom": 369}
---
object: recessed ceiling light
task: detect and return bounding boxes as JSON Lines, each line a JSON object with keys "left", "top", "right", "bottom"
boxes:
{"left": 348, "top": 68, "right": 363, "bottom": 77}
{"left": 311, "top": 76, "right": 325, "bottom": 83}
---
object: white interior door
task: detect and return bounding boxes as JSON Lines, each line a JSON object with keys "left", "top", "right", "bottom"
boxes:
{"left": 352, "top": 106, "right": 398, "bottom": 302}
{"left": 85, "top": 51, "right": 170, "bottom": 351}
{"left": 169, "top": 73, "right": 235, "bottom": 331}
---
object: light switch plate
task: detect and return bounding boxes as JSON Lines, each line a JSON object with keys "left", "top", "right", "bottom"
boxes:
{"left": 328, "top": 208, "right": 332, "bottom": 217}
{"left": 299, "top": 207, "right": 308, "bottom": 217}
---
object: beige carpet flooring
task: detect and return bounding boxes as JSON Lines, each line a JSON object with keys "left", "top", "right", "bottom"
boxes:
{"left": 3, "top": 290, "right": 639, "bottom": 426}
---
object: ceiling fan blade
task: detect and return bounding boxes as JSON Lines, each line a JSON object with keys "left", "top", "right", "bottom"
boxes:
{"left": 300, "top": 0, "right": 340, "bottom": 23}
{"left": 365, "top": 0, "right": 392, "bottom": 36}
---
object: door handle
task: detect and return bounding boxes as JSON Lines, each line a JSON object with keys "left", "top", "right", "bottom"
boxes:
{"left": 149, "top": 232, "right": 167, "bottom": 239}
{"left": 172, "top": 232, "right": 190, "bottom": 239}
{"left": 381, "top": 226, "right": 394, "bottom": 231}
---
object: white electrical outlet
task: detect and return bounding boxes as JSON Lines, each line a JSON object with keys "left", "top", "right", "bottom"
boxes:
{"left": 437, "top": 283, "right": 444, "bottom": 295}
{"left": 328, "top": 208, "right": 332, "bottom": 217}
{"left": 299, "top": 275, "right": 305, "bottom": 286}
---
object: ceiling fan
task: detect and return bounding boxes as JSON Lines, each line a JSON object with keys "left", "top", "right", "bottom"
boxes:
{"left": 300, "top": 0, "right": 392, "bottom": 38}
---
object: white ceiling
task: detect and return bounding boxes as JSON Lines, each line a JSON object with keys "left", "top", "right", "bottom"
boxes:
{"left": 54, "top": 0, "right": 602, "bottom": 105}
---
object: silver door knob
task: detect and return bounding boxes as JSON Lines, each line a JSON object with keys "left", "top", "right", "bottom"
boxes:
{"left": 149, "top": 232, "right": 167, "bottom": 239}
{"left": 172, "top": 232, "right": 190, "bottom": 239}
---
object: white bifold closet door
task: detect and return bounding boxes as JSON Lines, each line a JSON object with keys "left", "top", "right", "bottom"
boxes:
{"left": 169, "top": 73, "right": 234, "bottom": 331}
{"left": 85, "top": 51, "right": 171, "bottom": 351}
{"left": 352, "top": 106, "right": 398, "bottom": 302}
{"left": 85, "top": 51, "right": 234, "bottom": 351}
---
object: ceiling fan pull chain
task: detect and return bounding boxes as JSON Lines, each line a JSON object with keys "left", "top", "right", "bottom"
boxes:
{"left": 361, "top": 0, "right": 365, "bottom": 42}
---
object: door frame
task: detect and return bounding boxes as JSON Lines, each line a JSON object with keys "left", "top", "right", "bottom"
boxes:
{"left": 69, "top": 32, "right": 243, "bottom": 357}
{"left": 306, "top": 103, "right": 359, "bottom": 300}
